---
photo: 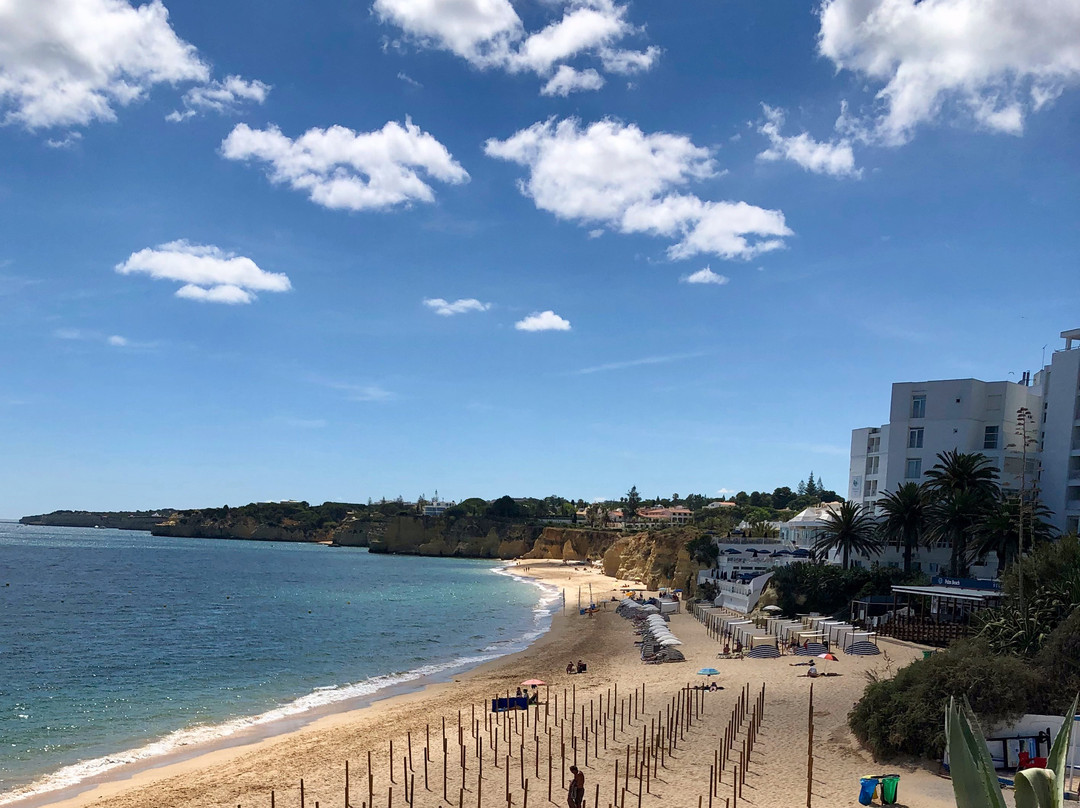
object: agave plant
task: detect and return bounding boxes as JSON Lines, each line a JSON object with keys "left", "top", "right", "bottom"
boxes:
{"left": 946, "top": 694, "right": 1078, "bottom": 808}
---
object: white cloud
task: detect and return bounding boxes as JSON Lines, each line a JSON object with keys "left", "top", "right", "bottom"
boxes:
{"left": 422, "top": 297, "right": 492, "bottom": 316}
{"left": 515, "top": 310, "right": 571, "bottom": 331}
{"left": 0, "top": 0, "right": 209, "bottom": 129}
{"left": 322, "top": 380, "right": 396, "bottom": 402}
{"left": 175, "top": 283, "right": 253, "bottom": 304}
{"left": 116, "top": 240, "right": 291, "bottom": 305}
{"left": 756, "top": 104, "right": 860, "bottom": 178}
{"left": 167, "top": 75, "right": 270, "bottom": 122}
{"left": 372, "top": 0, "right": 521, "bottom": 63}
{"left": 53, "top": 328, "right": 153, "bottom": 348}
{"left": 44, "top": 132, "right": 83, "bottom": 149}
{"left": 372, "top": 0, "right": 656, "bottom": 94}
{"left": 541, "top": 66, "right": 604, "bottom": 97}
{"left": 485, "top": 118, "right": 792, "bottom": 261}
{"left": 681, "top": 267, "right": 729, "bottom": 286}
{"left": 511, "top": 5, "right": 627, "bottom": 74}
{"left": 599, "top": 45, "right": 661, "bottom": 74}
{"left": 574, "top": 351, "right": 707, "bottom": 374}
{"left": 818, "top": 0, "right": 1080, "bottom": 145}
{"left": 221, "top": 118, "right": 468, "bottom": 211}
{"left": 397, "top": 72, "right": 422, "bottom": 88}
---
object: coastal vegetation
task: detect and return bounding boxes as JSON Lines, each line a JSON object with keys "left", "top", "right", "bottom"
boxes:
{"left": 809, "top": 451, "right": 1058, "bottom": 577}
{"left": 768, "top": 562, "right": 923, "bottom": 617}
{"left": 849, "top": 535, "right": 1080, "bottom": 761}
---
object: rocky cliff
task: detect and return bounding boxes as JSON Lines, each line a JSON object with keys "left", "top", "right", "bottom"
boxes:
{"left": 362, "top": 521, "right": 701, "bottom": 589}
{"left": 364, "top": 515, "right": 544, "bottom": 559}
{"left": 20, "top": 510, "right": 175, "bottom": 531}
{"left": 525, "top": 526, "right": 701, "bottom": 591}
{"left": 153, "top": 517, "right": 327, "bottom": 543}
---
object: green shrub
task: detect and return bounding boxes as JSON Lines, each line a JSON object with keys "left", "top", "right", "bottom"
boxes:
{"left": 769, "top": 562, "right": 925, "bottom": 618}
{"left": 1033, "top": 607, "right": 1080, "bottom": 713}
{"left": 849, "top": 639, "right": 1048, "bottom": 760}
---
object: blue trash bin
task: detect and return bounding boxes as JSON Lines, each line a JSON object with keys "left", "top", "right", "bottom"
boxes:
{"left": 858, "top": 777, "right": 880, "bottom": 805}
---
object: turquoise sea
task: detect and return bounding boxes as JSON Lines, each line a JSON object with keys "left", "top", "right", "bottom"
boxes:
{"left": 0, "top": 523, "right": 558, "bottom": 804}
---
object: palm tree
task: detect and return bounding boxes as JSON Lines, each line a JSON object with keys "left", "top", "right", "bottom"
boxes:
{"left": 876, "top": 482, "right": 928, "bottom": 574}
{"left": 813, "top": 501, "right": 881, "bottom": 570}
{"left": 971, "top": 493, "right": 1058, "bottom": 576}
{"left": 923, "top": 451, "right": 1000, "bottom": 577}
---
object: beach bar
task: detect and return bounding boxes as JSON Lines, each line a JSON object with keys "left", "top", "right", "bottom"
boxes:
{"left": 859, "top": 577, "right": 1003, "bottom": 647}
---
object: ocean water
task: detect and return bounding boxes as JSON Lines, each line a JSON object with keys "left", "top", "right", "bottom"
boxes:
{"left": 0, "top": 523, "right": 559, "bottom": 804}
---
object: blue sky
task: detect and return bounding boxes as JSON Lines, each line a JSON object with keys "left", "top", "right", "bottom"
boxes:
{"left": 2, "top": 0, "right": 1079, "bottom": 516}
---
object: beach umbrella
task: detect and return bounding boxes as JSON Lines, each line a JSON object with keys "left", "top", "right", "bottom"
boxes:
{"left": 697, "top": 668, "right": 720, "bottom": 677}
{"left": 762, "top": 605, "right": 782, "bottom": 613}
{"left": 658, "top": 637, "right": 682, "bottom": 646}
{"left": 725, "top": 548, "right": 742, "bottom": 554}
{"left": 521, "top": 679, "right": 545, "bottom": 686}
{"left": 817, "top": 653, "right": 838, "bottom": 661}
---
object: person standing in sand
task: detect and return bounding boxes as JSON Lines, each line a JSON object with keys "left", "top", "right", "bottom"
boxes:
{"left": 567, "top": 765, "right": 585, "bottom": 808}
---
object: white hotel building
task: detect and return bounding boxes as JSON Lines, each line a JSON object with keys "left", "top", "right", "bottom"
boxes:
{"left": 847, "top": 328, "right": 1080, "bottom": 571}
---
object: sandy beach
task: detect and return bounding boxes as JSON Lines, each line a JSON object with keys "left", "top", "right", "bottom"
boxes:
{"left": 11, "top": 560, "right": 963, "bottom": 808}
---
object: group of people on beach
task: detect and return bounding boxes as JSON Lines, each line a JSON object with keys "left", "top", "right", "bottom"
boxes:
{"left": 514, "top": 686, "right": 539, "bottom": 704}
{"left": 565, "top": 659, "right": 587, "bottom": 674}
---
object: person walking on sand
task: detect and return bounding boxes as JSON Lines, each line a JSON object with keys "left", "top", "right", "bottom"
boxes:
{"left": 567, "top": 765, "right": 585, "bottom": 808}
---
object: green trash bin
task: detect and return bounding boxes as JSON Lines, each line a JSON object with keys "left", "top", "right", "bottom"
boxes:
{"left": 922, "top": 650, "right": 934, "bottom": 659}
{"left": 881, "top": 774, "right": 900, "bottom": 804}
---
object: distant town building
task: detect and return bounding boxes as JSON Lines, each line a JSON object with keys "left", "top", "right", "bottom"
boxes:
{"left": 703, "top": 500, "right": 737, "bottom": 509}
{"left": 778, "top": 504, "right": 842, "bottom": 553}
{"left": 636, "top": 506, "right": 693, "bottom": 525}
{"left": 423, "top": 499, "right": 455, "bottom": 517}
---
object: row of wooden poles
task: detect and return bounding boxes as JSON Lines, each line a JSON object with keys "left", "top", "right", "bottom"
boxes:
{"left": 695, "top": 609, "right": 815, "bottom": 807}
{"left": 696, "top": 682, "right": 766, "bottom": 808}
{"left": 241, "top": 677, "right": 749, "bottom": 808}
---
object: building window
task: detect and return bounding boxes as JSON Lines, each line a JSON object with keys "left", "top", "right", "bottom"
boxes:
{"left": 865, "top": 455, "right": 880, "bottom": 475}
{"left": 867, "top": 435, "right": 881, "bottom": 453}
{"left": 911, "top": 394, "right": 926, "bottom": 419}
{"left": 905, "top": 458, "right": 922, "bottom": 479}
{"left": 984, "top": 425, "right": 999, "bottom": 450}
{"left": 864, "top": 479, "right": 878, "bottom": 498}
{"left": 908, "top": 427, "right": 924, "bottom": 449}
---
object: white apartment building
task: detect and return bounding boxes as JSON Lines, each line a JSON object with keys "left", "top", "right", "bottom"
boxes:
{"left": 850, "top": 379, "right": 1043, "bottom": 512}
{"left": 848, "top": 327, "right": 1080, "bottom": 563}
{"left": 1037, "top": 328, "right": 1080, "bottom": 536}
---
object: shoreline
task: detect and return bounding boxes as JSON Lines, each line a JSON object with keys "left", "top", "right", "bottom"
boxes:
{"left": 5, "top": 560, "right": 962, "bottom": 808}
{"left": 0, "top": 561, "right": 576, "bottom": 808}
